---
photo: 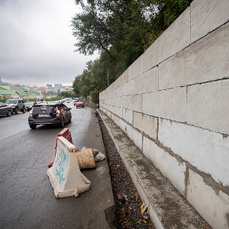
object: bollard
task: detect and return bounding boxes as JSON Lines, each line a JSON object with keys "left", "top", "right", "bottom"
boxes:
{"left": 47, "top": 136, "right": 91, "bottom": 198}
{"left": 48, "top": 128, "right": 78, "bottom": 168}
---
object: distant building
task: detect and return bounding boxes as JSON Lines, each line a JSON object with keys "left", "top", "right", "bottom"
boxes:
{"left": 54, "top": 84, "right": 62, "bottom": 89}
{"left": 0, "top": 84, "right": 43, "bottom": 100}
{"left": 64, "top": 85, "right": 73, "bottom": 91}
{"left": 46, "top": 84, "right": 53, "bottom": 88}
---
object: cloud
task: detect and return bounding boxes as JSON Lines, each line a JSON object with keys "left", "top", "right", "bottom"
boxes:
{"left": 0, "top": 0, "right": 97, "bottom": 86}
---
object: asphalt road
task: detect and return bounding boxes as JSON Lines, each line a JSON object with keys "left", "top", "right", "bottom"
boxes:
{"left": 0, "top": 103, "right": 114, "bottom": 229}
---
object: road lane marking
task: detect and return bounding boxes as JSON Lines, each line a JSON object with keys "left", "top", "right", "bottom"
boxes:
{"left": 0, "top": 128, "right": 29, "bottom": 141}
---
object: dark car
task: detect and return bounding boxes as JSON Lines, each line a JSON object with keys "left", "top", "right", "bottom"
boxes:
{"left": 5, "top": 98, "right": 26, "bottom": 114}
{"left": 28, "top": 101, "right": 72, "bottom": 129}
{"left": 0, "top": 102, "right": 13, "bottom": 116}
{"left": 25, "top": 102, "right": 35, "bottom": 111}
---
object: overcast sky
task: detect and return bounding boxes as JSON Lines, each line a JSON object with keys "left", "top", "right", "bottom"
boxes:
{"left": 0, "top": 0, "right": 97, "bottom": 87}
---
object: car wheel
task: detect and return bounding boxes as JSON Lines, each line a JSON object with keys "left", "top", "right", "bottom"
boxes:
{"left": 7, "top": 110, "right": 12, "bottom": 116}
{"left": 14, "top": 107, "right": 18, "bottom": 114}
{"left": 30, "top": 124, "right": 37, "bottom": 129}
{"left": 22, "top": 107, "right": 26, "bottom": 113}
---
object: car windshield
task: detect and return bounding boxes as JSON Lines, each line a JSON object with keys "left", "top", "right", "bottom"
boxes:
{"left": 33, "top": 105, "right": 55, "bottom": 114}
{"left": 5, "top": 99, "right": 17, "bottom": 104}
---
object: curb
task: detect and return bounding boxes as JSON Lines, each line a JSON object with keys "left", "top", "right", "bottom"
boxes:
{"left": 97, "top": 109, "right": 211, "bottom": 229}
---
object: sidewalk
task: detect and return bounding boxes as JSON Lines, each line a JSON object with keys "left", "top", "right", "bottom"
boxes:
{"left": 67, "top": 107, "right": 115, "bottom": 229}
{"left": 44, "top": 107, "right": 116, "bottom": 229}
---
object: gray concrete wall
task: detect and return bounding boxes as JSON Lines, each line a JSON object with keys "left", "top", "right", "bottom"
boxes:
{"left": 99, "top": 1, "right": 229, "bottom": 228}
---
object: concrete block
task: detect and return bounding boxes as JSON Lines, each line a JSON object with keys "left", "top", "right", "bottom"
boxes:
{"left": 113, "top": 106, "right": 122, "bottom": 119}
{"left": 103, "top": 87, "right": 109, "bottom": 95}
{"left": 113, "top": 90, "right": 119, "bottom": 99}
{"left": 133, "top": 112, "right": 158, "bottom": 139}
{"left": 105, "top": 109, "right": 111, "bottom": 118}
{"left": 122, "top": 108, "right": 133, "bottom": 124}
{"left": 108, "top": 98, "right": 113, "bottom": 106}
{"left": 116, "top": 86, "right": 123, "bottom": 98}
{"left": 191, "top": 0, "right": 229, "bottom": 42}
{"left": 120, "top": 70, "right": 129, "bottom": 86}
{"left": 109, "top": 97, "right": 116, "bottom": 108}
{"left": 143, "top": 44, "right": 157, "bottom": 74}
{"left": 98, "top": 109, "right": 211, "bottom": 229}
{"left": 112, "top": 71, "right": 128, "bottom": 89}
{"left": 108, "top": 91, "right": 113, "bottom": 99}
{"left": 112, "top": 115, "right": 120, "bottom": 127}
{"left": 109, "top": 106, "right": 116, "bottom": 114}
{"left": 142, "top": 136, "right": 186, "bottom": 195}
{"left": 123, "top": 80, "right": 133, "bottom": 96}
{"left": 119, "top": 118, "right": 127, "bottom": 133}
{"left": 126, "top": 124, "right": 143, "bottom": 151}
{"left": 102, "top": 104, "right": 106, "bottom": 110}
{"left": 99, "top": 93, "right": 103, "bottom": 100}
{"left": 101, "top": 108, "right": 108, "bottom": 117}
{"left": 107, "top": 91, "right": 112, "bottom": 99}
{"left": 99, "top": 100, "right": 104, "bottom": 108}
{"left": 187, "top": 169, "right": 229, "bottom": 229}
{"left": 109, "top": 81, "right": 115, "bottom": 91}
{"left": 187, "top": 79, "right": 229, "bottom": 135}
{"left": 158, "top": 119, "right": 229, "bottom": 186}
{"left": 107, "top": 106, "right": 113, "bottom": 114}
{"left": 47, "top": 137, "right": 91, "bottom": 198}
{"left": 124, "top": 94, "right": 143, "bottom": 112}
{"left": 104, "top": 98, "right": 109, "bottom": 106}
{"left": 102, "top": 104, "right": 108, "bottom": 111}
{"left": 128, "top": 55, "right": 144, "bottom": 81}
{"left": 120, "top": 96, "right": 127, "bottom": 110}
{"left": 111, "top": 97, "right": 118, "bottom": 108}
{"left": 113, "top": 97, "right": 121, "bottom": 108}
{"left": 109, "top": 112, "right": 114, "bottom": 120}
{"left": 159, "top": 23, "right": 229, "bottom": 90}
{"left": 143, "top": 87, "right": 186, "bottom": 122}
{"left": 142, "top": 136, "right": 154, "bottom": 163}
{"left": 143, "top": 7, "right": 190, "bottom": 71}
{"left": 133, "top": 67, "right": 158, "bottom": 95}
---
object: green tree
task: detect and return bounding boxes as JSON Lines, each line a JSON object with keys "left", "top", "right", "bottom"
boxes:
{"left": 72, "top": 76, "right": 81, "bottom": 97}
{"left": 72, "top": 0, "right": 192, "bottom": 100}
{"left": 58, "top": 91, "right": 76, "bottom": 98}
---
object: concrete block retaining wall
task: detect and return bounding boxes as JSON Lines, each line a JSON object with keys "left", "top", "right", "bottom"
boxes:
{"left": 99, "top": 0, "right": 229, "bottom": 228}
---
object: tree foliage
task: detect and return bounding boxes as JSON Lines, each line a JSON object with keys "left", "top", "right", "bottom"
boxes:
{"left": 58, "top": 91, "right": 76, "bottom": 98}
{"left": 72, "top": 0, "right": 192, "bottom": 103}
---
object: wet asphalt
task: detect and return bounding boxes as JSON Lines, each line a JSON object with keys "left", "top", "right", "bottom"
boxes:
{"left": 0, "top": 104, "right": 114, "bottom": 229}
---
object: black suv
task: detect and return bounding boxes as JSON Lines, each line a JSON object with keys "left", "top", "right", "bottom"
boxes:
{"left": 5, "top": 98, "right": 26, "bottom": 114}
{"left": 28, "top": 101, "right": 72, "bottom": 129}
